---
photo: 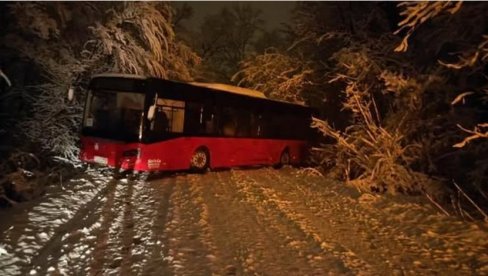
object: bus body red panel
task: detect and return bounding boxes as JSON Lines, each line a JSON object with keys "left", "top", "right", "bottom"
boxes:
{"left": 80, "top": 136, "right": 307, "bottom": 172}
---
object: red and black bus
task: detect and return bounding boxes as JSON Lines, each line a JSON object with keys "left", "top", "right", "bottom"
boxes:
{"left": 80, "top": 74, "right": 313, "bottom": 173}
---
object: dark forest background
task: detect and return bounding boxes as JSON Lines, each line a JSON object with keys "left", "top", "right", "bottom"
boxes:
{"left": 0, "top": 2, "right": 487, "bottom": 219}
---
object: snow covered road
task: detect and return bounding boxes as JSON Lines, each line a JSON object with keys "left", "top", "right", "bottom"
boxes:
{"left": 0, "top": 167, "right": 487, "bottom": 275}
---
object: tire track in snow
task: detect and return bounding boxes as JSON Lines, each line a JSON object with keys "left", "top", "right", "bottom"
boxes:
{"left": 260, "top": 168, "right": 408, "bottom": 274}
{"left": 3, "top": 167, "right": 487, "bottom": 275}
{"left": 276, "top": 168, "right": 458, "bottom": 274}
{"left": 27, "top": 177, "right": 119, "bottom": 276}
{"left": 229, "top": 169, "right": 360, "bottom": 275}
{"left": 262, "top": 168, "right": 487, "bottom": 275}
{"left": 137, "top": 175, "right": 174, "bottom": 275}
{"left": 158, "top": 174, "right": 216, "bottom": 275}
{"left": 186, "top": 174, "right": 222, "bottom": 273}
{"left": 199, "top": 170, "right": 328, "bottom": 275}
{"left": 243, "top": 168, "right": 376, "bottom": 275}
{"left": 118, "top": 178, "right": 135, "bottom": 274}
{"left": 88, "top": 177, "right": 127, "bottom": 275}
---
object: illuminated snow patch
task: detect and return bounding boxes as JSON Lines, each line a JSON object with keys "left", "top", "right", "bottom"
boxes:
{"left": 0, "top": 244, "right": 9, "bottom": 256}
{"left": 0, "top": 171, "right": 109, "bottom": 276}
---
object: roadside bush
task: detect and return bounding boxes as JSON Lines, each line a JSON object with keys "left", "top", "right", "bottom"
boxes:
{"left": 310, "top": 40, "right": 442, "bottom": 196}
{"left": 237, "top": 2, "right": 488, "bottom": 219}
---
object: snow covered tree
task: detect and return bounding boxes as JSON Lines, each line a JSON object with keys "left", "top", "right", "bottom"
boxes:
{"left": 3, "top": 2, "right": 200, "bottom": 162}
{"left": 394, "top": 2, "right": 488, "bottom": 148}
{"left": 233, "top": 49, "right": 312, "bottom": 104}
{"left": 236, "top": 1, "right": 488, "bottom": 206}
{"left": 394, "top": 1, "right": 488, "bottom": 204}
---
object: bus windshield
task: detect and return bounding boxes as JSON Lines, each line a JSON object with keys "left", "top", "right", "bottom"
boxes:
{"left": 82, "top": 90, "right": 145, "bottom": 141}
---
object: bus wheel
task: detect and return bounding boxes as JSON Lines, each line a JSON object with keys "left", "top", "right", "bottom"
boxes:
{"left": 190, "top": 148, "right": 209, "bottom": 173}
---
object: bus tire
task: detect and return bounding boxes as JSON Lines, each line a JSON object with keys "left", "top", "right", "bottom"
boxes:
{"left": 190, "top": 147, "right": 209, "bottom": 173}
{"left": 274, "top": 149, "right": 290, "bottom": 169}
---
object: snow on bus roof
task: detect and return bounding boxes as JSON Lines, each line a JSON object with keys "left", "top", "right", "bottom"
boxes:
{"left": 189, "top": 82, "right": 267, "bottom": 99}
{"left": 90, "top": 75, "right": 264, "bottom": 98}
{"left": 90, "top": 74, "right": 306, "bottom": 107}
{"left": 189, "top": 82, "right": 307, "bottom": 107}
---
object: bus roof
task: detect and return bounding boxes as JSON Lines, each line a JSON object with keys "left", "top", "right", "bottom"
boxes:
{"left": 189, "top": 82, "right": 267, "bottom": 99}
{"left": 90, "top": 74, "right": 308, "bottom": 108}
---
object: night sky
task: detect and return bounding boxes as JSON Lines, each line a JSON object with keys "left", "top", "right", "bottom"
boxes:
{"left": 174, "top": 1, "right": 296, "bottom": 31}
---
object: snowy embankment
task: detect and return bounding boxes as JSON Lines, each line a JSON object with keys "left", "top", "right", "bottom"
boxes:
{"left": 0, "top": 169, "right": 110, "bottom": 275}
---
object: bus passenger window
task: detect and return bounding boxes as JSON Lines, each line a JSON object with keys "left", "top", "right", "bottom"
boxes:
{"left": 235, "top": 108, "right": 251, "bottom": 137}
{"left": 156, "top": 98, "right": 185, "bottom": 133}
{"left": 185, "top": 102, "right": 204, "bottom": 134}
{"left": 205, "top": 113, "right": 216, "bottom": 134}
{"left": 202, "top": 105, "right": 218, "bottom": 135}
{"left": 261, "top": 112, "right": 277, "bottom": 138}
{"left": 221, "top": 107, "right": 237, "bottom": 136}
{"left": 250, "top": 114, "right": 261, "bottom": 137}
{"left": 151, "top": 107, "right": 169, "bottom": 133}
{"left": 222, "top": 120, "right": 236, "bottom": 136}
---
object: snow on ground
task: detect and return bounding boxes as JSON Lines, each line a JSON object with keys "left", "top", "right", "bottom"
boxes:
{"left": 0, "top": 169, "right": 110, "bottom": 275}
{"left": 0, "top": 167, "right": 487, "bottom": 275}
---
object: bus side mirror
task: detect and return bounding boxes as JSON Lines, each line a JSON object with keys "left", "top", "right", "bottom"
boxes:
{"left": 147, "top": 105, "right": 156, "bottom": 121}
{"left": 67, "top": 86, "right": 74, "bottom": 101}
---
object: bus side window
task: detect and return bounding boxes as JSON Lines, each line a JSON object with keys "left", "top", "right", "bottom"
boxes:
{"left": 235, "top": 108, "right": 251, "bottom": 137}
{"left": 221, "top": 106, "right": 237, "bottom": 136}
{"left": 282, "top": 113, "right": 295, "bottom": 139}
{"left": 205, "top": 112, "right": 216, "bottom": 135}
{"left": 262, "top": 111, "right": 280, "bottom": 138}
{"left": 201, "top": 104, "right": 217, "bottom": 135}
{"left": 185, "top": 102, "right": 204, "bottom": 134}
{"left": 151, "top": 106, "right": 169, "bottom": 133}
{"left": 156, "top": 99, "right": 185, "bottom": 133}
{"left": 259, "top": 112, "right": 270, "bottom": 138}
{"left": 250, "top": 113, "right": 261, "bottom": 137}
